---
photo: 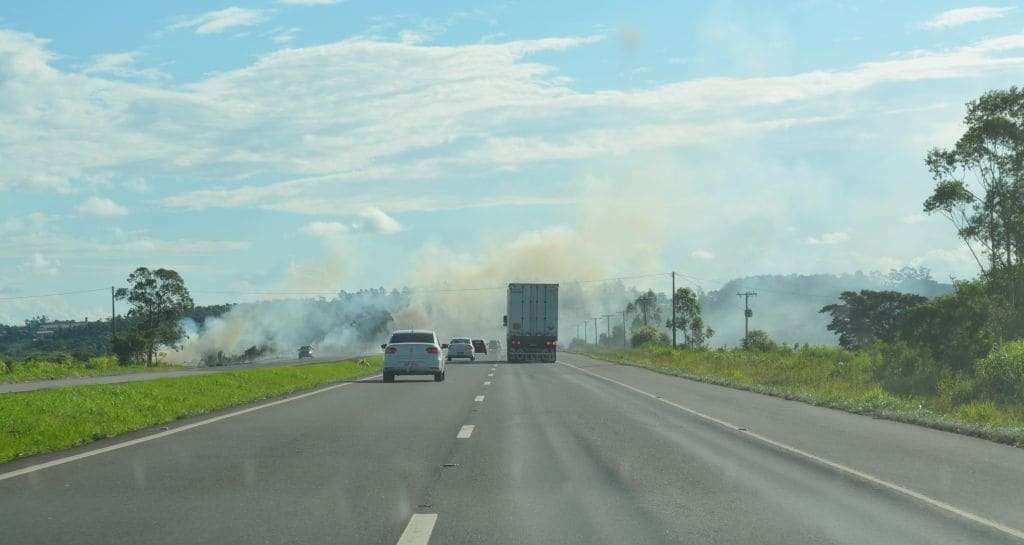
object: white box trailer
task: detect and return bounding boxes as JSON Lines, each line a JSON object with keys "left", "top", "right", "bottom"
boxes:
{"left": 504, "top": 283, "right": 558, "bottom": 363}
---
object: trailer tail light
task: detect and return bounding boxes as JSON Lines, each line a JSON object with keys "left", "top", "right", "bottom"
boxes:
{"left": 545, "top": 340, "right": 557, "bottom": 347}
{"left": 385, "top": 346, "right": 397, "bottom": 354}
{"left": 511, "top": 340, "right": 520, "bottom": 347}
{"left": 426, "top": 346, "right": 440, "bottom": 354}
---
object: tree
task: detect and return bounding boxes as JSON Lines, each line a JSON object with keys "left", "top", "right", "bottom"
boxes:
{"left": 819, "top": 290, "right": 927, "bottom": 350}
{"left": 626, "top": 290, "right": 661, "bottom": 327}
{"left": 741, "top": 329, "right": 776, "bottom": 352}
{"left": 923, "top": 87, "right": 1024, "bottom": 274}
{"left": 666, "top": 287, "right": 714, "bottom": 349}
{"left": 115, "top": 267, "right": 194, "bottom": 365}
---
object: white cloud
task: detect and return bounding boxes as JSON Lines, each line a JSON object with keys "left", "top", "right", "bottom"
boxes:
{"left": 170, "top": 7, "right": 270, "bottom": 35}
{"left": 923, "top": 6, "right": 1014, "bottom": 29}
{"left": 3, "top": 27, "right": 1024, "bottom": 213}
{"left": 77, "top": 196, "right": 129, "bottom": 217}
{"left": 21, "top": 253, "right": 60, "bottom": 276}
{"left": 356, "top": 207, "right": 402, "bottom": 234}
{"left": 83, "top": 51, "right": 167, "bottom": 80}
{"left": 300, "top": 208, "right": 402, "bottom": 238}
{"left": 269, "top": 27, "right": 300, "bottom": 44}
{"left": 301, "top": 221, "right": 348, "bottom": 238}
{"left": 279, "top": 0, "right": 341, "bottom": 5}
{"left": 806, "top": 231, "right": 850, "bottom": 245}
{"left": 691, "top": 249, "right": 715, "bottom": 260}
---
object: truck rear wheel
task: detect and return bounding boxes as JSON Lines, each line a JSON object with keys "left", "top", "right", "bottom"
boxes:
{"left": 383, "top": 372, "right": 395, "bottom": 383}
{"left": 434, "top": 371, "right": 445, "bottom": 382}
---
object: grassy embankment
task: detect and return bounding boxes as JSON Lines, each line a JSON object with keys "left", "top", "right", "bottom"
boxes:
{"left": 0, "top": 356, "right": 382, "bottom": 464}
{"left": 577, "top": 345, "right": 1024, "bottom": 447}
{"left": 0, "top": 356, "right": 181, "bottom": 383}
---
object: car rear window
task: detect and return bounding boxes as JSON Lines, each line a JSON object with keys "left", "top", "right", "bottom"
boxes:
{"left": 389, "top": 332, "right": 435, "bottom": 344}
{"left": 452, "top": 338, "right": 470, "bottom": 343}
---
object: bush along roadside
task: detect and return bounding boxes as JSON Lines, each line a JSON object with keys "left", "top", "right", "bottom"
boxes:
{"left": 0, "top": 355, "right": 182, "bottom": 384}
{"left": 0, "top": 356, "right": 382, "bottom": 464}
{"left": 574, "top": 345, "right": 1024, "bottom": 448}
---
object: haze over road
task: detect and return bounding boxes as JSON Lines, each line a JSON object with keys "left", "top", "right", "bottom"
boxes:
{"left": 2, "top": 352, "right": 1022, "bottom": 544}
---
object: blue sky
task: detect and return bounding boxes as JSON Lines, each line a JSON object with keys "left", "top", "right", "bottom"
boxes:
{"left": 1, "top": 1, "right": 1023, "bottom": 323}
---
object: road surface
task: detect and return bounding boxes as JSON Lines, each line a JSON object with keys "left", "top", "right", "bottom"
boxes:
{"left": 2, "top": 351, "right": 1023, "bottom": 544}
{"left": 0, "top": 353, "right": 369, "bottom": 393}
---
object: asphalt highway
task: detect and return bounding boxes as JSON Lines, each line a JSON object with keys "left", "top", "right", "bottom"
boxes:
{"left": 2, "top": 351, "right": 1023, "bottom": 544}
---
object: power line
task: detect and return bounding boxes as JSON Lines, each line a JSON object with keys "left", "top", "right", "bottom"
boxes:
{"left": 0, "top": 288, "right": 108, "bottom": 302}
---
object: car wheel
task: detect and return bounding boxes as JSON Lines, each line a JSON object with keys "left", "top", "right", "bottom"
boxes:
{"left": 383, "top": 372, "right": 394, "bottom": 383}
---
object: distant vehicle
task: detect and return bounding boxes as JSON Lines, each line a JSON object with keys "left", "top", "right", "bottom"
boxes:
{"left": 447, "top": 337, "right": 475, "bottom": 361}
{"left": 298, "top": 345, "right": 314, "bottom": 358}
{"left": 472, "top": 339, "right": 487, "bottom": 354}
{"left": 487, "top": 339, "right": 501, "bottom": 351}
{"left": 381, "top": 329, "right": 446, "bottom": 382}
{"left": 504, "top": 283, "right": 558, "bottom": 363}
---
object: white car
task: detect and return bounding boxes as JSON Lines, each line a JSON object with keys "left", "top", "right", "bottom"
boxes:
{"left": 381, "top": 329, "right": 446, "bottom": 383}
{"left": 447, "top": 337, "right": 475, "bottom": 361}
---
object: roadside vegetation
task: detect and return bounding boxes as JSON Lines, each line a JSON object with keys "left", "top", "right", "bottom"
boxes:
{"left": 580, "top": 344, "right": 1024, "bottom": 446}
{"left": 0, "top": 356, "right": 382, "bottom": 464}
{"left": 0, "top": 355, "right": 181, "bottom": 384}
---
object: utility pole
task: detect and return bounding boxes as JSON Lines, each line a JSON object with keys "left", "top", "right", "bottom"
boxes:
{"left": 737, "top": 291, "right": 757, "bottom": 342}
{"left": 593, "top": 317, "right": 599, "bottom": 344}
{"left": 621, "top": 310, "right": 628, "bottom": 347}
{"left": 671, "top": 271, "right": 677, "bottom": 348}
{"left": 576, "top": 323, "right": 581, "bottom": 341}
{"left": 110, "top": 286, "right": 116, "bottom": 343}
{"left": 583, "top": 321, "right": 588, "bottom": 344}
{"left": 602, "top": 314, "right": 614, "bottom": 341}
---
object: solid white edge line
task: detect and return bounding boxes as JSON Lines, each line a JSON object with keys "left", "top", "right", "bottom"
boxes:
{"left": 457, "top": 425, "right": 475, "bottom": 439}
{"left": 396, "top": 513, "right": 438, "bottom": 545}
{"left": 474, "top": 395, "right": 485, "bottom": 402}
{"left": 0, "top": 374, "right": 383, "bottom": 482}
{"left": 558, "top": 360, "right": 1024, "bottom": 542}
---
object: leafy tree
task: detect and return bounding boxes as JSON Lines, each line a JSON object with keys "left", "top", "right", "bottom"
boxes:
{"left": 631, "top": 325, "right": 669, "bottom": 347}
{"left": 627, "top": 290, "right": 661, "bottom": 327}
{"left": 923, "top": 87, "right": 1024, "bottom": 274}
{"left": 115, "top": 267, "right": 194, "bottom": 365}
{"left": 897, "top": 280, "right": 995, "bottom": 373}
{"left": 666, "top": 287, "right": 714, "bottom": 349}
{"left": 819, "top": 290, "right": 928, "bottom": 349}
{"left": 741, "top": 329, "right": 776, "bottom": 352}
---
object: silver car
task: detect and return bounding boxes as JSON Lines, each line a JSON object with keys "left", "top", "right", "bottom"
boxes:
{"left": 447, "top": 337, "right": 475, "bottom": 361}
{"left": 381, "top": 329, "right": 446, "bottom": 383}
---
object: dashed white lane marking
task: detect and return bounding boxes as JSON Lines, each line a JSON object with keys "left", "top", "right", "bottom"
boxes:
{"left": 0, "top": 373, "right": 383, "bottom": 482}
{"left": 483, "top": 381, "right": 491, "bottom": 386}
{"left": 487, "top": 373, "right": 494, "bottom": 377}
{"left": 457, "top": 425, "right": 475, "bottom": 439}
{"left": 474, "top": 395, "right": 485, "bottom": 402}
{"left": 559, "top": 360, "right": 1024, "bottom": 542}
{"left": 396, "top": 513, "right": 438, "bottom": 545}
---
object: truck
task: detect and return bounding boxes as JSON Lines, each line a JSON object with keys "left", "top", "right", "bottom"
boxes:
{"left": 503, "top": 283, "right": 558, "bottom": 363}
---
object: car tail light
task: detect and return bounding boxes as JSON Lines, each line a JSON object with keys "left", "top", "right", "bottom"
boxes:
{"left": 426, "top": 346, "right": 440, "bottom": 354}
{"left": 385, "top": 346, "right": 397, "bottom": 354}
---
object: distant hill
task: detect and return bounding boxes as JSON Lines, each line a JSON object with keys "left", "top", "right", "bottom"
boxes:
{"left": 700, "top": 269, "right": 955, "bottom": 347}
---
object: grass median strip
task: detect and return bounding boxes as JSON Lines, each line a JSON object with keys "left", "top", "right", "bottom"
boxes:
{"left": 1, "top": 356, "right": 183, "bottom": 384}
{"left": 0, "top": 357, "right": 382, "bottom": 464}
{"left": 575, "top": 347, "right": 1024, "bottom": 447}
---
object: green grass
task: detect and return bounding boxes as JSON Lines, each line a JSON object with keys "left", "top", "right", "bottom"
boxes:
{"left": 0, "top": 356, "right": 382, "bottom": 464}
{"left": 577, "top": 345, "right": 1024, "bottom": 447}
{"left": 0, "top": 356, "right": 182, "bottom": 384}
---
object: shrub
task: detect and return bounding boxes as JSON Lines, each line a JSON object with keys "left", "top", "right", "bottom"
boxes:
{"left": 974, "top": 340, "right": 1024, "bottom": 403}
{"left": 936, "top": 372, "right": 977, "bottom": 408}
{"left": 741, "top": 329, "right": 777, "bottom": 352}
{"left": 869, "top": 341, "right": 941, "bottom": 395}
{"left": 631, "top": 326, "right": 668, "bottom": 348}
